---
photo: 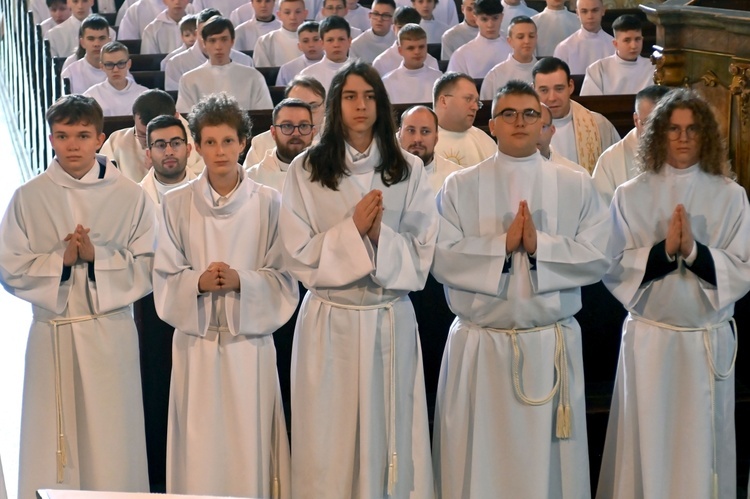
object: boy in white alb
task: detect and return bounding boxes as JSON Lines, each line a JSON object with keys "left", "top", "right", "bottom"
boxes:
{"left": 234, "top": 0, "right": 281, "bottom": 50}
{"left": 61, "top": 15, "right": 111, "bottom": 94}
{"left": 47, "top": 0, "right": 116, "bottom": 57}
{"left": 395, "top": 0, "right": 457, "bottom": 27}
{"left": 300, "top": 16, "right": 352, "bottom": 92}
{"left": 141, "top": 0, "right": 191, "bottom": 54}
{"left": 84, "top": 42, "right": 148, "bottom": 116}
{"left": 448, "top": 0, "right": 511, "bottom": 78}
{"left": 253, "top": 0, "right": 307, "bottom": 66}
{"left": 276, "top": 21, "right": 324, "bottom": 86}
{"left": 120, "top": 0, "right": 188, "bottom": 40}
{"left": 349, "top": 0, "right": 396, "bottom": 63}
{"left": 499, "top": 0, "right": 536, "bottom": 35}
{"left": 161, "top": 15, "right": 197, "bottom": 70}
{"left": 382, "top": 24, "right": 442, "bottom": 104}
{"left": 40, "top": 0, "right": 71, "bottom": 37}
{"left": 413, "top": 0, "right": 448, "bottom": 43}
{"left": 317, "top": 0, "right": 362, "bottom": 37}
{"left": 553, "top": 0, "right": 614, "bottom": 74}
{"left": 532, "top": 0, "right": 579, "bottom": 57}
{"left": 481, "top": 15, "right": 537, "bottom": 100}
{"left": 345, "top": 0, "right": 370, "bottom": 31}
{"left": 372, "top": 6, "right": 439, "bottom": 76}
{"left": 440, "top": 0, "right": 477, "bottom": 59}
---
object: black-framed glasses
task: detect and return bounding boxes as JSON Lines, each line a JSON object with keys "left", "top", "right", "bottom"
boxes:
{"left": 369, "top": 11, "right": 393, "bottom": 19}
{"left": 494, "top": 108, "right": 542, "bottom": 124}
{"left": 273, "top": 123, "right": 314, "bottom": 135}
{"left": 667, "top": 124, "right": 700, "bottom": 141}
{"left": 149, "top": 138, "right": 187, "bottom": 151}
{"left": 444, "top": 94, "right": 483, "bottom": 109}
{"left": 102, "top": 60, "right": 128, "bottom": 70}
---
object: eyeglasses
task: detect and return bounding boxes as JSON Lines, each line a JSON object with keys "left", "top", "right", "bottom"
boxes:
{"left": 102, "top": 60, "right": 128, "bottom": 70}
{"left": 444, "top": 94, "right": 483, "bottom": 109}
{"left": 149, "top": 138, "right": 187, "bottom": 150}
{"left": 274, "top": 123, "right": 314, "bottom": 135}
{"left": 369, "top": 11, "right": 393, "bottom": 19}
{"left": 667, "top": 124, "right": 700, "bottom": 141}
{"left": 493, "top": 108, "right": 542, "bottom": 124}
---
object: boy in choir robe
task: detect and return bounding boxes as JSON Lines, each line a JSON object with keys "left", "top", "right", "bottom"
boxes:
{"left": 433, "top": 72, "right": 497, "bottom": 166}
{"left": 447, "top": 0, "right": 510, "bottom": 78}
{"left": 253, "top": 0, "right": 307, "bottom": 66}
{"left": 120, "top": 0, "right": 191, "bottom": 40}
{"left": 244, "top": 75, "right": 326, "bottom": 167}
{"left": 349, "top": 0, "right": 396, "bottom": 63}
{"left": 580, "top": 14, "right": 654, "bottom": 96}
{"left": 60, "top": 15, "right": 110, "bottom": 94}
{"left": 100, "top": 89, "right": 205, "bottom": 181}
{"left": 40, "top": 0, "right": 71, "bottom": 37}
{"left": 597, "top": 88, "right": 750, "bottom": 499}
{"left": 47, "top": 0, "right": 113, "bottom": 57}
{"left": 382, "top": 23, "right": 443, "bottom": 104}
{"left": 141, "top": 0, "right": 191, "bottom": 54}
{"left": 317, "top": 0, "right": 362, "bottom": 37}
{"left": 499, "top": 0, "right": 536, "bottom": 35}
{"left": 234, "top": 0, "right": 281, "bottom": 50}
{"left": 141, "top": 115, "right": 198, "bottom": 203}
{"left": 398, "top": 105, "right": 461, "bottom": 193}
{"left": 165, "top": 8, "right": 254, "bottom": 91}
{"left": 279, "top": 60, "right": 437, "bottom": 499}
{"left": 553, "top": 0, "right": 614, "bottom": 74}
{"left": 0, "top": 94, "right": 155, "bottom": 499}
{"left": 480, "top": 15, "right": 537, "bottom": 100}
{"left": 440, "top": 0, "right": 477, "bottom": 60}
{"left": 372, "top": 6, "right": 439, "bottom": 76}
{"left": 395, "top": 0, "right": 457, "bottom": 27}
{"left": 247, "top": 98, "right": 316, "bottom": 191}
{"left": 276, "top": 21, "right": 323, "bottom": 85}
{"left": 345, "top": 0, "right": 370, "bottom": 32}
{"left": 153, "top": 92, "right": 297, "bottom": 498}
{"left": 533, "top": 56, "right": 620, "bottom": 173}
{"left": 161, "top": 15, "right": 197, "bottom": 70}
{"left": 84, "top": 41, "right": 148, "bottom": 116}
{"left": 413, "top": 0, "right": 448, "bottom": 43}
{"left": 176, "top": 16, "right": 272, "bottom": 113}
{"left": 537, "top": 104, "right": 588, "bottom": 174}
{"left": 432, "top": 80, "right": 610, "bottom": 499}
{"left": 592, "top": 85, "right": 669, "bottom": 204}
{"left": 532, "top": 0, "right": 579, "bottom": 57}
{"left": 299, "top": 15, "right": 352, "bottom": 92}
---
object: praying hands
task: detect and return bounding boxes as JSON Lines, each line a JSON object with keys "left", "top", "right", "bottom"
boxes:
{"left": 665, "top": 204, "right": 695, "bottom": 259}
{"left": 505, "top": 200, "right": 538, "bottom": 255}
{"left": 199, "top": 262, "right": 241, "bottom": 293}
{"left": 353, "top": 189, "right": 384, "bottom": 245}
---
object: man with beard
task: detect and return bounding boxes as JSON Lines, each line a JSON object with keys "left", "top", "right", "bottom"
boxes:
{"left": 247, "top": 98, "right": 316, "bottom": 192}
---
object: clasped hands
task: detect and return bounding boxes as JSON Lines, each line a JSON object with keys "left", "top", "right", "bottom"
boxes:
{"left": 199, "top": 262, "right": 241, "bottom": 293}
{"left": 63, "top": 224, "right": 95, "bottom": 266}
{"left": 353, "top": 189, "right": 384, "bottom": 246}
{"left": 665, "top": 204, "right": 695, "bottom": 259}
{"left": 505, "top": 201, "right": 537, "bottom": 255}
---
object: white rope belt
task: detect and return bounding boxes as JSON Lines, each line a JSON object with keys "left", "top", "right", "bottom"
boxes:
{"left": 41, "top": 308, "right": 129, "bottom": 483}
{"left": 312, "top": 295, "right": 400, "bottom": 495}
{"left": 630, "top": 313, "right": 737, "bottom": 499}
{"left": 484, "top": 322, "right": 571, "bottom": 439}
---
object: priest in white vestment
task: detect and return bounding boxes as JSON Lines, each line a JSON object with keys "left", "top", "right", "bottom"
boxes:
{"left": 253, "top": 0, "right": 307, "bottom": 66}
{"left": 499, "top": 0, "right": 537, "bottom": 35}
{"left": 580, "top": 14, "right": 653, "bottom": 96}
{"left": 279, "top": 61, "right": 437, "bottom": 499}
{"left": 0, "top": 95, "right": 155, "bottom": 499}
{"left": 533, "top": 57, "right": 620, "bottom": 173}
{"left": 537, "top": 103, "right": 588, "bottom": 174}
{"left": 382, "top": 24, "right": 442, "bottom": 104}
{"left": 592, "top": 85, "right": 669, "bottom": 204}
{"left": 47, "top": 8, "right": 116, "bottom": 57}
{"left": 532, "top": 0, "right": 580, "bottom": 57}
{"left": 553, "top": 0, "right": 614, "bottom": 74}
{"left": 372, "top": 6, "right": 439, "bottom": 76}
{"left": 480, "top": 15, "right": 537, "bottom": 100}
{"left": 447, "top": 0, "right": 511, "bottom": 78}
{"left": 597, "top": 89, "right": 750, "bottom": 499}
{"left": 349, "top": 0, "right": 396, "bottom": 63}
{"left": 84, "top": 42, "right": 148, "bottom": 117}
{"left": 434, "top": 73, "right": 497, "bottom": 166}
{"left": 140, "top": 0, "right": 192, "bottom": 55}
{"left": 440, "top": 0, "right": 478, "bottom": 59}
{"left": 234, "top": 0, "right": 281, "bottom": 50}
{"left": 432, "top": 80, "right": 609, "bottom": 499}
{"left": 299, "top": 15, "right": 352, "bottom": 92}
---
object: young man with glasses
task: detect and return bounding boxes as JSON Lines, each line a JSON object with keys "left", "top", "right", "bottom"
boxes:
{"left": 60, "top": 14, "right": 111, "bottom": 94}
{"left": 83, "top": 41, "right": 148, "bottom": 117}
{"left": 349, "top": 0, "right": 396, "bottom": 64}
{"left": 247, "top": 98, "right": 316, "bottom": 192}
{"left": 432, "top": 79, "right": 610, "bottom": 499}
{"left": 598, "top": 89, "right": 750, "bottom": 499}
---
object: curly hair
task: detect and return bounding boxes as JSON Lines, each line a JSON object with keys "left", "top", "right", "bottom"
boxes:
{"left": 638, "top": 88, "right": 730, "bottom": 176}
{"left": 188, "top": 92, "right": 252, "bottom": 145}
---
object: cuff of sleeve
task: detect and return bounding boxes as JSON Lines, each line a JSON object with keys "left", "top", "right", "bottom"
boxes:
{"left": 683, "top": 241, "right": 698, "bottom": 266}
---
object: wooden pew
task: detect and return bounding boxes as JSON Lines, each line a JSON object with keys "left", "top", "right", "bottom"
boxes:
{"left": 130, "top": 53, "right": 166, "bottom": 71}
{"left": 131, "top": 70, "right": 165, "bottom": 90}
{"left": 119, "top": 39, "right": 142, "bottom": 55}
{"left": 427, "top": 43, "right": 441, "bottom": 61}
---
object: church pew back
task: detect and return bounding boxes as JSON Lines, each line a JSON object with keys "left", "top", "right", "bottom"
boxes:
{"left": 130, "top": 53, "right": 166, "bottom": 71}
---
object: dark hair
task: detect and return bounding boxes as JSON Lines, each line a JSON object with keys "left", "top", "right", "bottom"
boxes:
{"left": 635, "top": 84, "right": 670, "bottom": 112}
{"left": 474, "top": 0, "right": 502, "bottom": 16}
{"left": 398, "top": 23, "right": 426, "bottom": 43}
{"left": 394, "top": 6, "right": 421, "bottom": 26}
{"left": 507, "top": 15, "right": 535, "bottom": 36}
{"left": 639, "top": 88, "right": 729, "bottom": 176}
{"left": 319, "top": 15, "right": 350, "bottom": 38}
{"left": 372, "top": 0, "right": 397, "bottom": 9}
{"left": 133, "top": 89, "right": 177, "bottom": 123}
{"left": 188, "top": 92, "right": 252, "bottom": 144}
{"left": 297, "top": 20, "right": 319, "bottom": 35}
{"left": 400, "top": 105, "right": 438, "bottom": 130}
{"left": 285, "top": 75, "right": 326, "bottom": 101}
{"left": 306, "top": 61, "right": 409, "bottom": 190}
{"left": 411, "top": 0, "right": 439, "bottom": 7}
{"left": 100, "top": 40, "right": 128, "bottom": 57}
{"left": 46, "top": 0, "right": 66, "bottom": 8}
{"left": 323, "top": 0, "right": 346, "bottom": 8}
{"left": 612, "top": 14, "right": 642, "bottom": 34}
{"left": 491, "top": 79, "right": 540, "bottom": 116}
{"left": 146, "top": 115, "right": 187, "bottom": 145}
{"left": 76, "top": 14, "right": 110, "bottom": 59}
{"left": 532, "top": 56, "right": 571, "bottom": 81}
{"left": 433, "top": 71, "right": 475, "bottom": 103}
{"left": 272, "top": 98, "right": 313, "bottom": 122}
{"left": 197, "top": 8, "right": 222, "bottom": 23}
{"left": 201, "top": 16, "right": 235, "bottom": 40}
{"left": 46, "top": 94, "right": 104, "bottom": 134}
{"left": 180, "top": 14, "right": 197, "bottom": 32}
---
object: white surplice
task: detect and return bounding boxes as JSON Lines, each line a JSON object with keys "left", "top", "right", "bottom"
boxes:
{"left": 0, "top": 158, "right": 155, "bottom": 499}
{"left": 432, "top": 150, "right": 610, "bottom": 499}
{"left": 118, "top": 0, "right": 171, "bottom": 40}
{"left": 554, "top": 28, "right": 615, "bottom": 75}
{"left": 350, "top": 28, "right": 396, "bottom": 64}
{"left": 550, "top": 106, "right": 620, "bottom": 168}
{"left": 383, "top": 63, "right": 443, "bottom": 104}
{"left": 580, "top": 54, "right": 654, "bottom": 96}
{"left": 480, "top": 54, "right": 537, "bottom": 100}
{"left": 276, "top": 54, "right": 320, "bottom": 86}
{"left": 499, "top": 0, "right": 538, "bottom": 36}
{"left": 235, "top": 17, "right": 281, "bottom": 51}
{"left": 83, "top": 79, "right": 149, "bottom": 117}
{"left": 247, "top": 147, "right": 291, "bottom": 193}
{"left": 420, "top": 18, "right": 449, "bottom": 44}
{"left": 279, "top": 145, "right": 438, "bottom": 499}
{"left": 591, "top": 127, "right": 639, "bottom": 205}
{"left": 47, "top": 15, "right": 117, "bottom": 57}
{"left": 395, "top": 0, "right": 458, "bottom": 27}
{"left": 253, "top": 27, "right": 301, "bottom": 67}
{"left": 424, "top": 154, "right": 461, "bottom": 195}
{"left": 548, "top": 146, "right": 589, "bottom": 175}
{"left": 176, "top": 61, "right": 273, "bottom": 113}
{"left": 299, "top": 56, "right": 350, "bottom": 92}
{"left": 447, "top": 34, "right": 512, "bottom": 78}
{"left": 141, "top": 10, "right": 183, "bottom": 55}
{"left": 40, "top": 17, "right": 57, "bottom": 37}
{"left": 372, "top": 42, "right": 439, "bottom": 77}
{"left": 440, "top": 21, "right": 478, "bottom": 60}
{"left": 434, "top": 125, "right": 496, "bottom": 167}
{"left": 61, "top": 58, "right": 106, "bottom": 95}
{"left": 532, "top": 7, "right": 581, "bottom": 57}
{"left": 139, "top": 166, "right": 197, "bottom": 205}
{"left": 161, "top": 43, "right": 188, "bottom": 71}
{"left": 165, "top": 43, "right": 254, "bottom": 91}
{"left": 598, "top": 164, "right": 750, "bottom": 499}
{"left": 230, "top": 3, "right": 256, "bottom": 27}
{"left": 153, "top": 167, "right": 297, "bottom": 498}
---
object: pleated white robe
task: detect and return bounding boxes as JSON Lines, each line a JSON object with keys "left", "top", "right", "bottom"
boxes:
{"left": 153, "top": 168, "right": 298, "bottom": 498}
{"left": 432, "top": 150, "right": 610, "bottom": 499}
{"left": 597, "top": 164, "right": 750, "bottom": 499}
{"left": 280, "top": 145, "right": 438, "bottom": 499}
